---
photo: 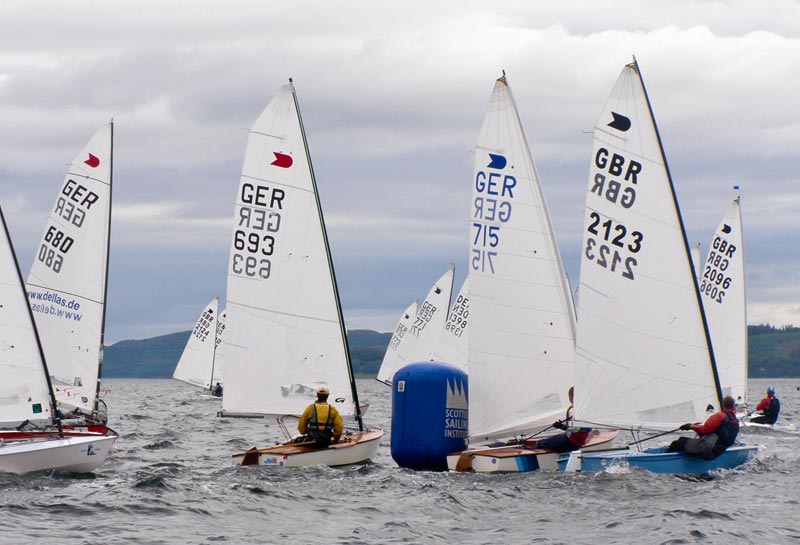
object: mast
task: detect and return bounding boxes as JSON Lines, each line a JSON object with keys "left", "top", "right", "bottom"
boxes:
{"left": 208, "top": 297, "right": 220, "bottom": 391}
{"left": 94, "top": 119, "right": 113, "bottom": 415}
{"left": 289, "top": 78, "right": 364, "bottom": 431}
{"left": 0, "top": 206, "right": 63, "bottom": 437}
{"left": 633, "top": 57, "right": 724, "bottom": 407}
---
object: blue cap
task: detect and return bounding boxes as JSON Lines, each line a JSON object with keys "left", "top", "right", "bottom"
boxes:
{"left": 767, "top": 386, "right": 775, "bottom": 394}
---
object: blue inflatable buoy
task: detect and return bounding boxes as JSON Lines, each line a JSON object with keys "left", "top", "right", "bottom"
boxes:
{"left": 390, "top": 361, "right": 468, "bottom": 471}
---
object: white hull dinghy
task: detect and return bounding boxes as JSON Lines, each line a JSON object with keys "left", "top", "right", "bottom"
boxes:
{"left": 220, "top": 80, "right": 383, "bottom": 468}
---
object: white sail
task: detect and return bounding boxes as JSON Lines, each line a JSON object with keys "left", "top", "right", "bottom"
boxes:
{"left": 468, "top": 75, "right": 577, "bottom": 442}
{"left": 376, "top": 266, "right": 454, "bottom": 384}
{"left": 700, "top": 198, "right": 747, "bottom": 405}
{"left": 0, "top": 207, "right": 54, "bottom": 426}
{"left": 213, "top": 307, "right": 227, "bottom": 386}
{"left": 221, "top": 82, "right": 356, "bottom": 419}
{"left": 572, "top": 61, "right": 719, "bottom": 431}
{"left": 375, "top": 301, "right": 418, "bottom": 384}
{"left": 173, "top": 297, "right": 220, "bottom": 390}
{"left": 432, "top": 277, "right": 469, "bottom": 371}
{"left": 25, "top": 124, "right": 112, "bottom": 413}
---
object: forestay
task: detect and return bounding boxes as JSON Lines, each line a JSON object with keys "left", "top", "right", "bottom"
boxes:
{"left": 572, "top": 61, "right": 720, "bottom": 431}
{"left": 0, "top": 208, "right": 55, "bottom": 426}
{"left": 468, "top": 75, "right": 576, "bottom": 442}
{"left": 700, "top": 198, "right": 747, "bottom": 405}
{"left": 376, "top": 266, "right": 454, "bottom": 384}
{"left": 173, "top": 297, "right": 221, "bottom": 390}
{"left": 25, "top": 124, "right": 112, "bottom": 414}
{"left": 222, "top": 82, "right": 355, "bottom": 419}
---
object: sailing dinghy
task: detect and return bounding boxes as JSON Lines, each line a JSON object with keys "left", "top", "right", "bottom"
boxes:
{"left": 24, "top": 123, "right": 115, "bottom": 434}
{"left": 560, "top": 60, "right": 756, "bottom": 474}
{"left": 0, "top": 205, "right": 116, "bottom": 474}
{"left": 219, "top": 80, "right": 383, "bottom": 467}
{"left": 699, "top": 197, "right": 748, "bottom": 411}
{"left": 376, "top": 265, "right": 455, "bottom": 385}
{"left": 447, "top": 73, "right": 616, "bottom": 473}
{"left": 173, "top": 297, "right": 225, "bottom": 395}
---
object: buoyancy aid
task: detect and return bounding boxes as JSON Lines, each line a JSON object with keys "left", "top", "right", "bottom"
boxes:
{"left": 764, "top": 397, "right": 780, "bottom": 423}
{"left": 308, "top": 403, "right": 334, "bottom": 442}
{"left": 711, "top": 411, "right": 739, "bottom": 457}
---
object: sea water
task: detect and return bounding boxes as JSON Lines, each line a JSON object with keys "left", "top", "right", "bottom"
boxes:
{"left": 0, "top": 378, "right": 798, "bottom": 544}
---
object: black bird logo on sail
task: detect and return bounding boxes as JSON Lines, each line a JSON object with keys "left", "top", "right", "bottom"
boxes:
{"left": 721, "top": 224, "right": 732, "bottom": 234}
{"left": 487, "top": 153, "right": 507, "bottom": 170}
{"left": 608, "top": 112, "right": 631, "bottom": 132}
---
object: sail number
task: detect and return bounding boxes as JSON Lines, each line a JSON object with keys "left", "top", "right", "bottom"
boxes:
{"left": 584, "top": 212, "right": 642, "bottom": 280}
{"left": 444, "top": 294, "right": 468, "bottom": 338}
{"left": 231, "top": 184, "right": 285, "bottom": 280}
{"left": 471, "top": 168, "right": 515, "bottom": 275}
{"left": 389, "top": 323, "right": 409, "bottom": 350}
{"left": 700, "top": 235, "right": 737, "bottom": 304}
{"left": 411, "top": 301, "right": 438, "bottom": 336}
{"left": 37, "top": 226, "right": 75, "bottom": 273}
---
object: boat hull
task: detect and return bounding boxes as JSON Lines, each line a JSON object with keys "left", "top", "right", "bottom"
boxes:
{"left": 447, "top": 429, "right": 618, "bottom": 472}
{"left": 557, "top": 444, "right": 758, "bottom": 474}
{"left": 232, "top": 429, "right": 383, "bottom": 468}
{"left": 0, "top": 434, "right": 117, "bottom": 474}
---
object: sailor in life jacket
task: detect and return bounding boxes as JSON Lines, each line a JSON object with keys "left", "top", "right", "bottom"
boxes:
{"left": 297, "top": 385, "right": 344, "bottom": 448}
{"left": 750, "top": 386, "right": 780, "bottom": 425}
{"left": 669, "top": 395, "right": 740, "bottom": 460}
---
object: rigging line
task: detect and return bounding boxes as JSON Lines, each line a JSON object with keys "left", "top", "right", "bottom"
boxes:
{"left": 239, "top": 173, "right": 314, "bottom": 195}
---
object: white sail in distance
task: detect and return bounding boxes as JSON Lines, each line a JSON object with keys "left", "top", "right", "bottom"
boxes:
{"left": 432, "top": 277, "right": 469, "bottom": 371}
{"left": 572, "top": 60, "right": 720, "bottom": 431}
{"left": 375, "top": 300, "right": 418, "bottom": 384}
{"left": 376, "top": 266, "right": 454, "bottom": 384}
{"left": 0, "top": 207, "right": 55, "bottom": 426}
{"left": 700, "top": 198, "right": 747, "bottom": 405}
{"left": 26, "top": 124, "right": 112, "bottom": 414}
{"left": 468, "top": 74, "right": 577, "bottom": 442}
{"left": 221, "top": 82, "right": 356, "bottom": 419}
{"left": 173, "top": 297, "right": 220, "bottom": 390}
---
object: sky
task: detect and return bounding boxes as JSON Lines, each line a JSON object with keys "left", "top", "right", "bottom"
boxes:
{"left": 1, "top": 1, "right": 798, "bottom": 343}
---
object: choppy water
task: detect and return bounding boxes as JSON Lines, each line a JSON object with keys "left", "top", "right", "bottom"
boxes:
{"left": 1, "top": 378, "right": 798, "bottom": 545}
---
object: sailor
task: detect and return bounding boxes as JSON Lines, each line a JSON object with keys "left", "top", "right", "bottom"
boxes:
{"left": 668, "top": 395, "right": 740, "bottom": 460}
{"left": 536, "top": 386, "right": 591, "bottom": 453}
{"left": 212, "top": 382, "right": 223, "bottom": 397}
{"left": 297, "top": 385, "right": 343, "bottom": 448}
{"left": 750, "top": 386, "right": 780, "bottom": 425}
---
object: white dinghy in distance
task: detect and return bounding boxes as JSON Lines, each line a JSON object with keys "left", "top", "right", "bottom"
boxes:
{"left": 0, "top": 206, "right": 115, "bottom": 474}
{"left": 25, "top": 123, "right": 114, "bottom": 429}
{"left": 376, "top": 265, "right": 455, "bottom": 385}
{"left": 220, "top": 80, "right": 383, "bottom": 467}
{"left": 448, "top": 73, "right": 616, "bottom": 473}
{"left": 561, "top": 60, "right": 756, "bottom": 474}
{"left": 173, "top": 297, "right": 224, "bottom": 393}
{"left": 699, "top": 197, "right": 748, "bottom": 409}
{"left": 375, "top": 300, "right": 417, "bottom": 385}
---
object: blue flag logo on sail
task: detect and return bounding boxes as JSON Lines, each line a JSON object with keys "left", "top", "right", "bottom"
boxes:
{"left": 487, "top": 153, "right": 507, "bottom": 170}
{"left": 608, "top": 112, "right": 631, "bottom": 132}
{"left": 721, "top": 224, "right": 732, "bottom": 234}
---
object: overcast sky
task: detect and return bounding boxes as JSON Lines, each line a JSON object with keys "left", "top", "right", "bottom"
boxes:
{"left": 1, "top": 1, "right": 798, "bottom": 343}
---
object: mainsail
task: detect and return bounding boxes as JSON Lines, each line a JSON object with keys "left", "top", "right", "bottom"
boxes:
{"left": 468, "top": 74, "right": 577, "bottom": 442}
{"left": 700, "top": 198, "right": 747, "bottom": 405}
{"left": 0, "top": 207, "right": 55, "bottom": 426}
{"left": 25, "top": 124, "right": 112, "bottom": 414}
{"left": 173, "top": 297, "right": 222, "bottom": 390}
{"left": 572, "top": 60, "right": 720, "bottom": 431}
{"left": 221, "top": 82, "right": 359, "bottom": 420}
{"left": 375, "top": 301, "right": 417, "bottom": 384}
{"left": 376, "top": 266, "right": 454, "bottom": 384}
{"left": 433, "top": 277, "right": 469, "bottom": 371}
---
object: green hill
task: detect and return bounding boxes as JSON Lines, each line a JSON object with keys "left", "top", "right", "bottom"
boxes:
{"left": 101, "top": 325, "right": 800, "bottom": 379}
{"left": 103, "top": 329, "right": 392, "bottom": 379}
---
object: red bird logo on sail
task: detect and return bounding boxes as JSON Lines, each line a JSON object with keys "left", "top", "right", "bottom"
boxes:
{"left": 271, "top": 152, "right": 293, "bottom": 168}
{"left": 84, "top": 153, "right": 100, "bottom": 168}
